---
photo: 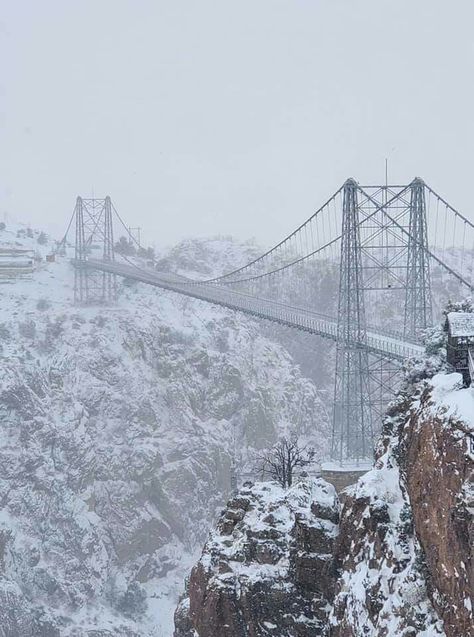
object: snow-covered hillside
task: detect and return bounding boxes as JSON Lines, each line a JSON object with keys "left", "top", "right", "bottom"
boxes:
{"left": 0, "top": 225, "right": 330, "bottom": 636}
{"left": 155, "top": 235, "right": 262, "bottom": 279}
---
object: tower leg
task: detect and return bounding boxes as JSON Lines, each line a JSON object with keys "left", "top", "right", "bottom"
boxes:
{"left": 404, "top": 178, "right": 432, "bottom": 340}
{"left": 103, "top": 196, "right": 116, "bottom": 303}
{"left": 331, "top": 179, "right": 373, "bottom": 464}
{"left": 74, "top": 197, "right": 87, "bottom": 304}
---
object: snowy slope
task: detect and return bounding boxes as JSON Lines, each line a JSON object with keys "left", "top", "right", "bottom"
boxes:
{"left": 0, "top": 225, "right": 330, "bottom": 636}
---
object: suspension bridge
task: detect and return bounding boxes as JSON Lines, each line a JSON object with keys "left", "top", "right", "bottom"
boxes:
{"left": 60, "top": 178, "right": 474, "bottom": 464}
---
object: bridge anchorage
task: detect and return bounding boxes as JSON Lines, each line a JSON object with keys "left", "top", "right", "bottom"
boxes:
{"left": 62, "top": 178, "right": 474, "bottom": 465}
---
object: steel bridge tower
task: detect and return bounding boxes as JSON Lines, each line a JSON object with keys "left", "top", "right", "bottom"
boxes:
{"left": 404, "top": 178, "right": 432, "bottom": 340}
{"left": 74, "top": 196, "right": 116, "bottom": 304}
{"left": 332, "top": 179, "right": 373, "bottom": 463}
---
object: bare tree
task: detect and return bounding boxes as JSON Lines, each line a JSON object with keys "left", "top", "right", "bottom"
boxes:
{"left": 255, "top": 436, "right": 315, "bottom": 488}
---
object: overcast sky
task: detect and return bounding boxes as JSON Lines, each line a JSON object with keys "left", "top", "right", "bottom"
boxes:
{"left": 1, "top": 1, "right": 474, "bottom": 249}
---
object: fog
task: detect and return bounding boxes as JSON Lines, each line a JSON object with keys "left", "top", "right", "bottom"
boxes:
{"left": 1, "top": 0, "right": 474, "bottom": 249}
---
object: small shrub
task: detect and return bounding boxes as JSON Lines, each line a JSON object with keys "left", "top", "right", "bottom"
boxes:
{"left": 92, "top": 315, "right": 106, "bottom": 328}
{"left": 413, "top": 546, "right": 431, "bottom": 585}
{"left": 0, "top": 323, "right": 11, "bottom": 341}
{"left": 117, "top": 582, "right": 147, "bottom": 619}
{"left": 115, "top": 236, "right": 136, "bottom": 256}
{"left": 18, "top": 320, "right": 36, "bottom": 340}
{"left": 40, "top": 318, "right": 64, "bottom": 351}
{"left": 399, "top": 502, "right": 414, "bottom": 536}
{"left": 444, "top": 297, "right": 473, "bottom": 316}
{"left": 424, "top": 326, "right": 446, "bottom": 356}
{"left": 36, "top": 298, "right": 51, "bottom": 311}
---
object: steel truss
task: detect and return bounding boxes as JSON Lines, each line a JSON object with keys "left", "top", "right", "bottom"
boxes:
{"left": 332, "top": 179, "right": 373, "bottom": 463}
{"left": 404, "top": 179, "right": 433, "bottom": 339}
{"left": 331, "top": 179, "right": 433, "bottom": 463}
{"left": 74, "top": 196, "right": 116, "bottom": 304}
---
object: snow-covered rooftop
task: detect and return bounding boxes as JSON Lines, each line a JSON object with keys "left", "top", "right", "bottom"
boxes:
{"left": 447, "top": 311, "right": 474, "bottom": 338}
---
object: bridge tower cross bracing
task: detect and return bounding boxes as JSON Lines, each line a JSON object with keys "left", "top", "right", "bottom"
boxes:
{"left": 404, "top": 178, "right": 433, "bottom": 340}
{"left": 74, "top": 196, "right": 116, "bottom": 305}
{"left": 331, "top": 179, "right": 373, "bottom": 464}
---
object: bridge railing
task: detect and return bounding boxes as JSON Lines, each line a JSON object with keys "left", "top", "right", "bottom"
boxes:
{"left": 80, "top": 258, "right": 425, "bottom": 361}
{"left": 164, "top": 271, "right": 418, "bottom": 345}
{"left": 168, "top": 278, "right": 423, "bottom": 357}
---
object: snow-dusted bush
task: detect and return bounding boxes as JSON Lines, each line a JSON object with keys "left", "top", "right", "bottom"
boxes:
{"left": 443, "top": 296, "right": 473, "bottom": 315}
{"left": 403, "top": 355, "right": 445, "bottom": 385}
{"left": 423, "top": 326, "right": 446, "bottom": 357}
{"left": 115, "top": 235, "right": 136, "bottom": 256}
{"left": 36, "top": 297, "right": 51, "bottom": 311}
{"left": 18, "top": 319, "right": 36, "bottom": 340}
{"left": 116, "top": 582, "right": 148, "bottom": 620}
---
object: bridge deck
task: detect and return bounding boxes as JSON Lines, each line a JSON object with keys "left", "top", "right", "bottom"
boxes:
{"left": 78, "top": 259, "right": 425, "bottom": 362}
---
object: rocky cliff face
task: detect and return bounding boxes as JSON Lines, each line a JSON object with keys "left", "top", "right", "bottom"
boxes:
{"left": 400, "top": 373, "right": 473, "bottom": 637}
{"left": 176, "top": 371, "right": 473, "bottom": 637}
{"left": 174, "top": 477, "right": 340, "bottom": 637}
{"left": 331, "top": 371, "right": 473, "bottom": 637}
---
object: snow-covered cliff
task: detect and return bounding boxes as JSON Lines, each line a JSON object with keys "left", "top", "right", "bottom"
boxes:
{"left": 174, "top": 476, "right": 340, "bottom": 637}
{"left": 330, "top": 370, "right": 473, "bottom": 637}
{"left": 0, "top": 226, "right": 329, "bottom": 636}
{"left": 175, "top": 366, "right": 473, "bottom": 636}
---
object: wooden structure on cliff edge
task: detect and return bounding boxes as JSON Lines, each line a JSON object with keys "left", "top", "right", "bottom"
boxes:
{"left": 445, "top": 312, "right": 474, "bottom": 386}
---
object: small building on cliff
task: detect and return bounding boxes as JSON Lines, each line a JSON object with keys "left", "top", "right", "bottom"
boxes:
{"left": 445, "top": 311, "right": 474, "bottom": 386}
{"left": 0, "top": 247, "right": 35, "bottom": 279}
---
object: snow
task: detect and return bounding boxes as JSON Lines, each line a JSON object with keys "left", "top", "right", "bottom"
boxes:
{"left": 352, "top": 460, "right": 405, "bottom": 520}
{"left": 446, "top": 311, "right": 474, "bottom": 338}
{"left": 201, "top": 477, "right": 339, "bottom": 588}
{"left": 146, "top": 550, "right": 198, "bottom": 636}
{"left": 321, "top": 460, "right": 373, "bottom": 473}
{"left": 430, "top": 372, "right": 474, "bottom": 431}
{"left": 329, "top": 404, "right": 447, "bottom": 636}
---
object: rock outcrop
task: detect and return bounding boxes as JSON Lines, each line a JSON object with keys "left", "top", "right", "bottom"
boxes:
{"left": 176, "top": 372, "right": 473, "bottom": 637}
{"left": 174, "top": 477, "right": 340, "bottom": 637}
